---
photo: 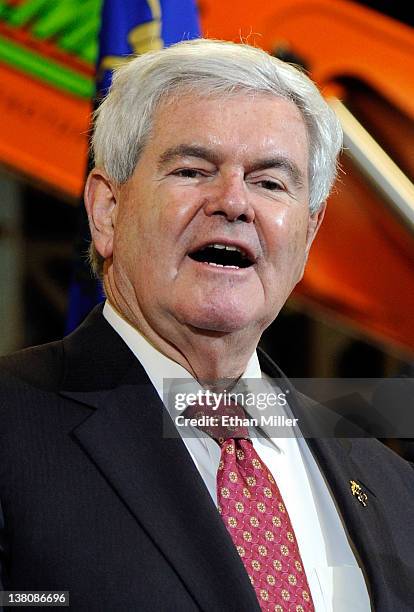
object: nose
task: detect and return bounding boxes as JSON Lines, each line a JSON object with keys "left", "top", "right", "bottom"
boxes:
{"left": 202, "top": 173, "right": 255, "bottom": 223}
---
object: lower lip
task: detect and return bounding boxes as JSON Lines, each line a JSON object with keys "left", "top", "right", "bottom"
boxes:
{"left": 187, "top": 257, "right": 254, "bottom": 274}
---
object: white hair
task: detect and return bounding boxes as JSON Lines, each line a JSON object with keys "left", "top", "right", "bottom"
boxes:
{"left": 91, "top": 39, "right": 342, "bottom": 275}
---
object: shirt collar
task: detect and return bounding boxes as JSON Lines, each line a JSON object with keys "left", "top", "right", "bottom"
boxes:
{"left": 103, "top": 301, "right": 290, "bottom": 453}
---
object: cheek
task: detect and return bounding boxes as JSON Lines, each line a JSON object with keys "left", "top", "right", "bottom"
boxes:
{"left": 267, "top": 211, "right": 308, "bottom": 257}
{"left": 158, "top": 186, "right": 201, "bottom": 231}
{"left": 263, "top": 212, "right": 309, "bottom": 284}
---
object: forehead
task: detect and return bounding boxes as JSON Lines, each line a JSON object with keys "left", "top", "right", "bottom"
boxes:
{"left": 148, "top": 91, "right": 309, "bottom": 165}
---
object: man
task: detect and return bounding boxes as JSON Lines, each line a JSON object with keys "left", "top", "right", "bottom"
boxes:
{"left": 0, "top": 39, "right": 413, "bottom": 611}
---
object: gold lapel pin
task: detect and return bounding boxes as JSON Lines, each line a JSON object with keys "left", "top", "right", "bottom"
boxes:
{"left": 349, "top": 480, "right": 368, "bottom": 507}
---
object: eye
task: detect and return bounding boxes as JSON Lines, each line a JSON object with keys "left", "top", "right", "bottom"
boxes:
{"left": 172, "top": 168, "right": 207, "bottom": 178}
{"left": 255, "top": 179, "right": 285, "bottom": 191}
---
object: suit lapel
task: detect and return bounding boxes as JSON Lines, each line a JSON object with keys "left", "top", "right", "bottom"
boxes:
{"left": 60, "top": 308, "right": 260, "bottom": 612}
{"left": 60, "top": 311, "right": 414, "bottom": 608}
{"left": 257, "top": 348, "right": 414, "bottom": 608}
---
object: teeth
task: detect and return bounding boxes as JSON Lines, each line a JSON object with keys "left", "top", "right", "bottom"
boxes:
{"left": 207, "top": 262, "right": 240, "bottom": 269}
{"left": 211, "top": 243, "right": 243, "bottom": 254}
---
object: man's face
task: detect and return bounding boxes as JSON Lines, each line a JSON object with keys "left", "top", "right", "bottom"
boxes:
{"left": 107, "top": 93, "right": 322, "bottom": 337}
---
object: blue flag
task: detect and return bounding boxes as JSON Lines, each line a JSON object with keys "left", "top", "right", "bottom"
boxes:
{"left": 98, "top": 0, "right": 201, "bottom": 95}
{"left": 66, "top": 0, "right": 200, "bottom": 333}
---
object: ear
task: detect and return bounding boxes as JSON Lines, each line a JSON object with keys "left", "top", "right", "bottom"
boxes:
{"left": 84, "top": 169, "right": 118, "bottom": 260}
{"left": 296, "top": 201, "right": 327, "bottom": 282}
{"left": 305, "top": 200, "right": 327, "bottom": 257}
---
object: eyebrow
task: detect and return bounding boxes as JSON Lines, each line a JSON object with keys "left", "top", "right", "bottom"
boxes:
{"left": 158, "top": 145, "right": 221, "bottom": 168}
{"left": 158, "top": 144, "right": 306, "bottom": 188}
{"left": 248, "top": 157, "right": 305, "bottom": 188}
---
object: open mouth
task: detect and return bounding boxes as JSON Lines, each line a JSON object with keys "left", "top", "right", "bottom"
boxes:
{"left": 188, "top": 243, "right": 254, "bottom": 269}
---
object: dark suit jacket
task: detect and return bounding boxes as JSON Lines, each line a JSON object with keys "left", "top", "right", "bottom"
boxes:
{"left": 0, "top": 306, "right": 413, "bottom": 611}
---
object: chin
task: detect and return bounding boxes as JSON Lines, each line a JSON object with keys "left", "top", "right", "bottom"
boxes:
{"left": 179, "top": 302, "right": 259, "bottom": 334}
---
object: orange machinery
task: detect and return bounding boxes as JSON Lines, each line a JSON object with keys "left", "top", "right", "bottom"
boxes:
{"left": 200, "top": 0, "right": 414, "bottom": 357}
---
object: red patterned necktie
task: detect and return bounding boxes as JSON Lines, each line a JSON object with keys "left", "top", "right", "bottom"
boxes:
{"left": 188, "top": 400, "right": 315, "bottom": 612}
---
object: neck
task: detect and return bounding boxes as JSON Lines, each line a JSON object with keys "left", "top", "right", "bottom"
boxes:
{"left": 104, "top": 280, "right": 260, "bottom": 385}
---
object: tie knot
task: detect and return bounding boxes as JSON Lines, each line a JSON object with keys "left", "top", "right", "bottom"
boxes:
{"left": 185, "top": 398, "right": 250, "bottom": 444}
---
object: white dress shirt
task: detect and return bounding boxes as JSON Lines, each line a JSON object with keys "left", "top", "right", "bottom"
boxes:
{"left": 103, "top": 301, "right": 371, "bottom": 611}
